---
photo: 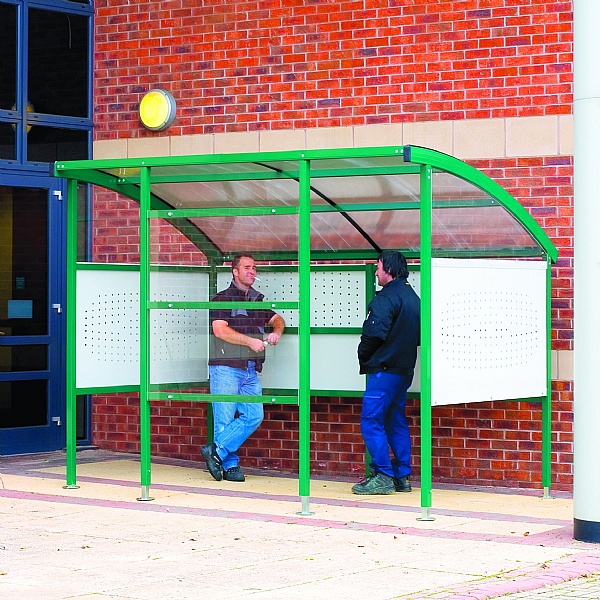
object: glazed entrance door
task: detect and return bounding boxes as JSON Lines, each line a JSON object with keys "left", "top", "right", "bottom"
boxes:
{"left": 0, "top": 177, "right": 65, "bottom": 454}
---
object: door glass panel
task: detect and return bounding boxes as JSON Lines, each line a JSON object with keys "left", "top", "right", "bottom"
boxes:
{"left": 0, "top": 122, "right": 16, "bottom": 161}
{"left": 0, "top": 3, "right": 17, "bottom": 111}
{"left": 28, "top": 126, "right": 88, "bottom": 163}
{"left": 0, "top": 380, "right": 47, "bottom": 428}
{"left": 0, "top": 187, "right": 48, "bottom": 336}
{"left": 28, "top": 9, "right": 89, "bottom": 118}
{"left": 0, "top": 345, "right": 47, "bottom": 372}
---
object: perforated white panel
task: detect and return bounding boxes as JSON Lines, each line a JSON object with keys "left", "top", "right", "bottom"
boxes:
{"left": 430, "top": 259, "right": 547, "bottom": 406}
{"left": 259, "top": 334, "right": 366, "bottom": 391}
{"left": 76, "top": 262, "right": 545, "bottom": 401}
{"left": 408, "top": 269, "right": 420, "bottom": 296}
{"left": 217, "top": 268, "right": 366, "bottom": 327}
{"left": 76, "top": 269, "right": 210, "bottom": 388}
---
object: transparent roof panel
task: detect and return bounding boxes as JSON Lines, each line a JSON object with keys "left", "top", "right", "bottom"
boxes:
{"left": 152, "top": 179, "right": 302, "bottom": 208}
{"left": 56, "top": 146, "right": 557, "bottom": 262}
{"left": 190, "top": 213, "right": 299, "bottom": 254}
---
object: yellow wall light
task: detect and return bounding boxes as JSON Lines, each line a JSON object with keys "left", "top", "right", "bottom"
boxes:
{"left": 139, "top": 89, "right": 176, "bottom": 131}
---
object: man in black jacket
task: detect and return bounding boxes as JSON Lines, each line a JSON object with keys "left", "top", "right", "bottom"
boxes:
{"left": 353, "top": 250, "right": 420, "bottom": 495}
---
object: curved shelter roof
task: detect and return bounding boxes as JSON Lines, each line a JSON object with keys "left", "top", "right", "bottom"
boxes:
{"left": 55, "top": 145, "right": 558, "bottom": 263}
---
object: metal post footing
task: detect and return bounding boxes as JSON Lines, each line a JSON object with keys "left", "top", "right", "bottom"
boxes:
{"left": 296, "top": 496, "right": 314, "bottom": 516}
{"left": 137, "top": 486, "right": 155, "bottom": 501}
{"left": 543, "top": 486, "right": 553, "bottom": 500}
{"left": 62, "top": 484, "right": 80, "bottom": 490}
{"left": 416, "top": 507, "right": 435, "bottom": 522}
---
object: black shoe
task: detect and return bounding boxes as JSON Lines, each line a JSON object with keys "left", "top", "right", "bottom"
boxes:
{"left": 393, "top": 475, "right": 412, "bottom": 492}
{"left": 223, "top": 466, "right": 245, "bottom": 482}
{"left": 351, "top": 473, "right": 395, "bottom": 495}
{"left": 201, "top": 443, "right": 223, "bottom": 481}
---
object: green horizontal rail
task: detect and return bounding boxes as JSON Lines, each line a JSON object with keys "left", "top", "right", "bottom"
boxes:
{"left": 113, "top": 164, "right": 423, "bottom": 185}
{"left": 148, "top": 301, "right": 298, "bottom": 310}
{"left": 149, "top": 198, "right": 501, "bottom": 220}
{"left": 76, "top": 385, "right": 141, "bottom": 395}
{"left": 75, "top": 387, "right": 544, "bottom": 404}
{"left": 140, "top": 171, "right": 291, "bottom": 184}
{"left": 150, "top": 206, "right": 300, "bottom": 219}
{"left": 149, "top": 392, "right": 299, "bottom": 404}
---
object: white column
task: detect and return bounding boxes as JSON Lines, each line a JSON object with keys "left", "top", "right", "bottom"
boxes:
{"left": 573, "top": 0, "right": 600, "bottom": 542}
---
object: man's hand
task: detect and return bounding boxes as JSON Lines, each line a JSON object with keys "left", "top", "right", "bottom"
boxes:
{"left": 248, "top": 337, "right": 267, "bottom": 353}
{"left": 265, "top": 332, "right": 281, "bottom": 346}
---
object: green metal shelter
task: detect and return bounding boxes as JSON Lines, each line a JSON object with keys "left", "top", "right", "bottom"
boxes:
{"left": 55, "top": 145, "right": 558, "bottom": 519}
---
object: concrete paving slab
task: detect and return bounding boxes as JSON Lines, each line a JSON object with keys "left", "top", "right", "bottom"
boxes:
{"left": 0, "top": 450, "right": 598, "bottom": 600}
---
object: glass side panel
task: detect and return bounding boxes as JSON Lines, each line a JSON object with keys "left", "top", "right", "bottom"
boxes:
{"left": 431, "top": 172, "right": 539, "bottom": 253}
{"left": 0, "top": 345, "right": 48, "bottom": 372}
{"left": 0, "top": 122, "right": 16, "bottom": 161}
{"left": 28, "top": 9, "right": 89, "bottom": 118}
{"left": 0, "top": 3, "right": 17, "bottom": 112}
{"left": 28, "top": 126, "right": 88, "bottom": 163}
{"left": 0, "top": 380, "right": 48, "bottom": 428}
{"left": 431, "top": 205, "right": 539, "bottom": 254}
{"left": 147, "top": 256, "right": 299, "bottom": 393}
{"left": 0, "top": 186, "right": 48, "bottom": 336}
{"left": 90, "top": 187, "right": 139, "bottom": 263}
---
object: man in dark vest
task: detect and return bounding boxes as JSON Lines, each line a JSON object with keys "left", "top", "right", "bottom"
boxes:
{"left": 201, "top": 253, "right": 285, "bottom": 483}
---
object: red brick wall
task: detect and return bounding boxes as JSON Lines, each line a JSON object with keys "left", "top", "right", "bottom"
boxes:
{"left": 92, "top": 389, "right": 572, "bottom": 491}
{"left": 94, "top": 0, "right": 572, "bottom": 137}
{"left": 90, "top": 0, "right": 575, "bottom": 491}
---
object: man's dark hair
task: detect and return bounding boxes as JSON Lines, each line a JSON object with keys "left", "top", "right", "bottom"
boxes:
{"left": 231, "top": 253, "right": 255, "bottom": 274}
{"left": 378, "top": 250, "right": 409, "bottom": 279}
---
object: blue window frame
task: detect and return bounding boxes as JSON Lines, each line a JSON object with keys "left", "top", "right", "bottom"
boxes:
{"left": 0, "top": 0, "right": 93, "bottom": 453}
{"left": 0, "top": 0, "right": 94, "bottom": 166}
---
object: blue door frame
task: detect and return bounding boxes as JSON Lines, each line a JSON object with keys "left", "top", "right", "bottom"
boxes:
{"left": 0, "top": 171, "right": 66, "bottom": 454}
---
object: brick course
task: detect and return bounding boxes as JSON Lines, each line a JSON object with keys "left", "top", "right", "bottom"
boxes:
{"left": 94, "top": 0, "right": 572, "bottom": 137}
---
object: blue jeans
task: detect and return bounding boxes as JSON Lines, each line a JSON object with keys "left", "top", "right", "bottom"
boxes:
{"left": 209, "top": 363, "right": 264, "bottom": 470}
{"left": 360, "top": 370, "right": 413, "bottom": 479}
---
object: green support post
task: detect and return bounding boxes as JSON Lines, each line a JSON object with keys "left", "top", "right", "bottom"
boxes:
{"left": 542, "top": 254, "right": 553, "bottom": 498}
{"left": 138, "top": 166, "right": 154, "bottom": 501}
{"left": 363, "top": 262, "right": 376, "bottom": 476}
{"left": 206, "top": 263, "right": 218, "bottom": 442}
{"left": 64, "top": 178, "right": 80, "bottom": 489}
{"left": 298, "top": 158, "right": 313, "bottom": 515}
{"left": 418, "top": 164, "right": 434, "bottom": 521}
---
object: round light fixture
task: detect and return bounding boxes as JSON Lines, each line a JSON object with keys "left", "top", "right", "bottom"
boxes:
{"left": 139, "top": 89, "right": 176, "bottom": 131}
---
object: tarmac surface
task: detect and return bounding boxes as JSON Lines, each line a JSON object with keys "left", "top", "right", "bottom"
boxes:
{"left": 0, "top": 449, "right": 599, "bottom": 600}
